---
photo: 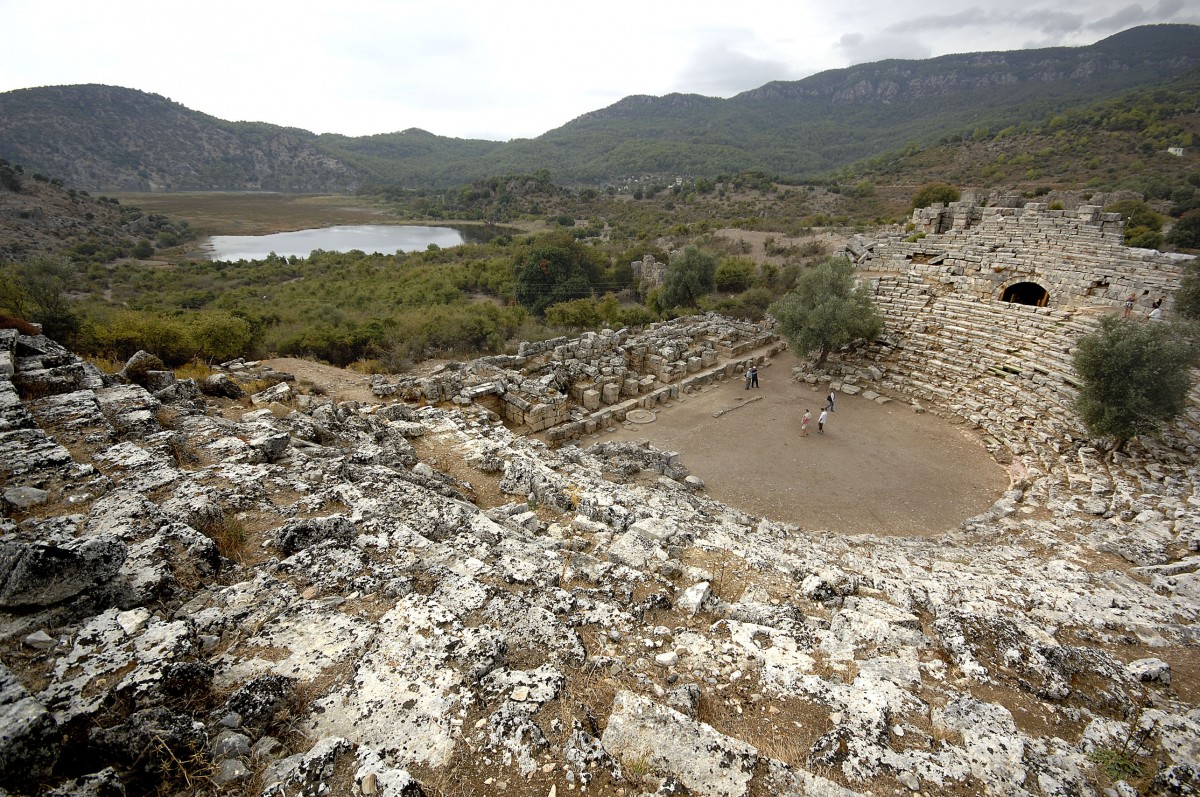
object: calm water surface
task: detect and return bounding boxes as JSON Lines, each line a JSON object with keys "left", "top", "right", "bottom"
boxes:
{"left": 204, "top": 224, "right": 490, "bottom": 261}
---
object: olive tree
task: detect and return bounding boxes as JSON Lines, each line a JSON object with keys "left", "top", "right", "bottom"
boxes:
{"left": 768, "top": 258, "right": 883, "bottom": 366}
{"left": 1072, "top": 315, "right": 1200, "bottom": 452}
{"left": 0, "top": 256, "right": 81, "bottom": 342}
{"left": 658, "top": 246, "right": 717, "bottom": 310}
{"left": 513, "top": 232, "right": 606, "bottom": 316}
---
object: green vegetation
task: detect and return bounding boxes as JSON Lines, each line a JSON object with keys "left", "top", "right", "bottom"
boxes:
{"left": 513, "top": 231, "right": 608, "bottom": 315}
{"left": 659, "top": 246, "right": 718, "bottom": 310}
{"left": 1175, "top": 259, "right": 1200, "bottom": 320}
{"left": 1072, "top": 316, "right": 1200, "bottom": 452}
{"left": 1105, "top": 199, "right": 1165, "bottom": 247}
{"left": 912, "top": 182, "right": 960, "bottom": 209}
{"left": 0, "top": 256, "right": 80, "bottom": 342}
{"left": 1167, "top": 212, "right": 1200, "bottom": 250}
{"left": 768, "top": 258, "right": 884, "bottom": 366}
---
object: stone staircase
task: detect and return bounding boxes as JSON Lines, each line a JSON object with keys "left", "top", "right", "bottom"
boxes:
{"left": 848, "top": 269, "right": 1200, "bottom": 525}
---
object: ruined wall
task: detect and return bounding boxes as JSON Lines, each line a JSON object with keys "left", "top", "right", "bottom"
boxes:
{"left": 837, "top": 202, "right": 1200, "bottom": 458}
{"left": 854, "top": 200, "right": 1188, "bottom": 312}
{"left": 371, "top": 314, "right": 782, "bottom": 441}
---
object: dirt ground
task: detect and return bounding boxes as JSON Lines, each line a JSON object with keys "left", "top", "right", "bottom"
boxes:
{"left": 261, "top": 352, "right": 1011, "bottom": 537}
{"left": 594, "top": 351, "right": 1011, "bottom": 536}
{"left": 262, "top": 358, "right": 381, "bottom": 404}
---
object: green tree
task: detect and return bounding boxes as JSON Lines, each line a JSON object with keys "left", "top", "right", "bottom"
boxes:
{"left": 1176, "top": 259, "right": 1200, "bottom": 321}
{"left": 513, "top": 232, "right": 605, "bottom": 316}
{"left": 768, "top": 258, "right": 883, "bottom": 366}
{"left": 851, "top": 179, "right": 876, "bottom": 198}
{"left": 1072, "top": 316, "right": 1200, "bottom": 452}
{"left": 659, "top": 246, "right": 717, "bottom": 310}
{"left": 1106, "top": 199, "right": 1163, "bottom": 245}
{"left": 714, "top": 257, "right": 755, "bottom": 293}
{"left": 1166, "top": 212, "right": 1200, "bottom": 250}
{"left": 2, "top": 256, "right": 81, "bottom": 342}
{"left": 912, "top": 182, "right": 960, "bottom": 209}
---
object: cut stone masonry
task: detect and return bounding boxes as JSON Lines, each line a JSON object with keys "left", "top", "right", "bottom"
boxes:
{"left": 369, "top": 314, "right": 784, "bottom": 443}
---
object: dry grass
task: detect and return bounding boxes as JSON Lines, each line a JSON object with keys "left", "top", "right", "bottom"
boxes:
{"left": 681, "top": 547, "right": 751, "bottom": 603}
{"left": 146, "top": 735, "right": 217, "bottom": 797}
{"left": 193, "top": 510, "right": 250, "bottom": 562}
{"left": 174, "top": 360, "right": 216, "bottom": 382}
{"left": 346, "top": 358, "right": 390, "bottom": 375}
{"left": 108, "top": 191, "right": 389, "bottom": 238}
{"left": 84, "top": 354, "right": 125, "bottom": 374}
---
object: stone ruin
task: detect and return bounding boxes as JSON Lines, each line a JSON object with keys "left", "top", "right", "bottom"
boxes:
{"left": 369, "top": 313, "right": 785, "bottom": 443}
{"left": 802, "top": 200, "right": 1200, "bottom": 470}
{"left": 1, "top": 203, "right": 1200, "bottom": 796}
{"left": 630, "top": 253, "right": 669, "bottom": 290}
{"left": 849, "top": 197, "right": 1188, "bottom": 312}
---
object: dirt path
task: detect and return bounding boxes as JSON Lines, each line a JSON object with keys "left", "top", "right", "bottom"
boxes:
{"left": 595, "top": 351, "right": 1010, "bottom": 536}
{"left": 261, "top": 358, "right": 380, "bottom": 404}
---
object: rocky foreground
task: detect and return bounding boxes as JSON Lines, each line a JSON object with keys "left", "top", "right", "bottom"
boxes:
{"left": 1, "top": 328, "right": 1198, "bottom": 797}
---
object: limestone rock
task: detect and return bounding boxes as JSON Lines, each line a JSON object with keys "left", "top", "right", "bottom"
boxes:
{"left": 0, "top": 663, "right": 60, "bottom": 784}
{"left": 0, "top": 534, "right": 126, "bottom": 608}
{"left": 201, "top": 373, "right": 245, "bottom": 399}
{"left": 601, "top": 690, "right": 758, "bottom": 797}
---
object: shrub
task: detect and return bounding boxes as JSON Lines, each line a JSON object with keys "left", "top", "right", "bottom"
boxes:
{"left": 912, "top": 182, "right": 960, "bottom": 209}
{"left": 1072, "top": 315, "right": 1200, "bottom": 451}
{"left": 714, "top": 258, "right": 755, "bottom": 292}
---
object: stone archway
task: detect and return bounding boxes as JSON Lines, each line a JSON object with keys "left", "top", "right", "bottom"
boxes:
{"left": 1000, "top": 281, "right": 1050, "bottom": 307}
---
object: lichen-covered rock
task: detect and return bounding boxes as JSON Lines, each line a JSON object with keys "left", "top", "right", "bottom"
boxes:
{"left": 0, "top": 663, "right": 60, "bottom": 784}
{"left": 0, "top": 534, "right": 126, "bottom": 608}
{"left": 4, "top": 309, "right": 1200, "bottom": 796}
{"left": 601, "top": 690, "right": 759, "bottom": 797}
{"left": 201, "top": 372, "right": 245, "bottom": 399}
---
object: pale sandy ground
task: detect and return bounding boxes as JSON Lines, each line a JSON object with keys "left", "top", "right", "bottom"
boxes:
{"left": 594, "top": 350, "right": 1011, "bottom": 536}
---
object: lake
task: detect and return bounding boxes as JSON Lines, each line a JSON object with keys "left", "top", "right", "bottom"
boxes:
{"left": 204, "top": 224, "right": 497, "bottom": 261}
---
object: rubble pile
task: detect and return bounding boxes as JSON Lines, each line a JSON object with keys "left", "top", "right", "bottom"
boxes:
{"left": 367, "top": 315, "right": 782, "bottom": 442}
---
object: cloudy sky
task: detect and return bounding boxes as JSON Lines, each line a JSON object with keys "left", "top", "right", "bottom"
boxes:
{"left": 2, "top": 0, "right": 1196, "bottom": 141}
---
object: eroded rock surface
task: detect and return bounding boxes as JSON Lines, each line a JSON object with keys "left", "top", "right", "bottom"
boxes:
{"left": 1, "top": 323, "right": 1198, "bottom": 797}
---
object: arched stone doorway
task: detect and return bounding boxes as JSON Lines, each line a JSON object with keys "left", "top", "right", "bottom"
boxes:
{"left": 1000, "top": 281, "right": 1050, "bottom": 307}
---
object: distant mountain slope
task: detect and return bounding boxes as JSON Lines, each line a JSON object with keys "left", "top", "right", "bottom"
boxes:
{"left": 0, "top": 24, "right": 1197, "bottom": 190}
{"left": 485, "top": 24, "right": 1200, "bottom": 181}
{"left": 0, "top": 85, "right": 363, "bottom": 192}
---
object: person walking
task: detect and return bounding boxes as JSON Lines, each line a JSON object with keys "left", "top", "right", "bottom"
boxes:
{"left": 744, "top": 368, "right": 752, "bottom": 390}
{"left": 1123, "top": 292, "right": 1136, "bottom": 319}
{"left": 825, "top": 390, "right": 836, "bottom": 412}
{"left": 818, "top": 408, "right": 828, "bottom": 434}
{"left": 801, "top": 409, "right": 811, "bottom": 436}
{"left": 750, "top": 366, "right": 759, "bottom": 388}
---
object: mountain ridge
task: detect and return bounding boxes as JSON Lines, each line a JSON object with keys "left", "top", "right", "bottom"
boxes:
{"left": 1, "top": 23, "right": 1198, "bottom": 190}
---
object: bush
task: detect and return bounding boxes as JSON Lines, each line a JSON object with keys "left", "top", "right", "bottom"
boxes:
{"left": 912, "top": 182, "right": 960, "bottom": 209}
{"left": 1072, "top": 315, "right": 1200, "bottom": 451}
{"left": 714, "top": 258, "right": 755, "bottom": 292}
{"left": 1166, "top": 212, "right": 1200, "bottom": 249}
{"left": 545, "top": 298, "right": 602, "bottom": 330}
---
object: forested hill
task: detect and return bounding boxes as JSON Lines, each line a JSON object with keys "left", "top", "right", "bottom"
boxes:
{"left": 0, "top": 85, "right": 364, "bottom": 193}
{"left": 1, "top": 24, "right": 1198, "bottom": 191}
